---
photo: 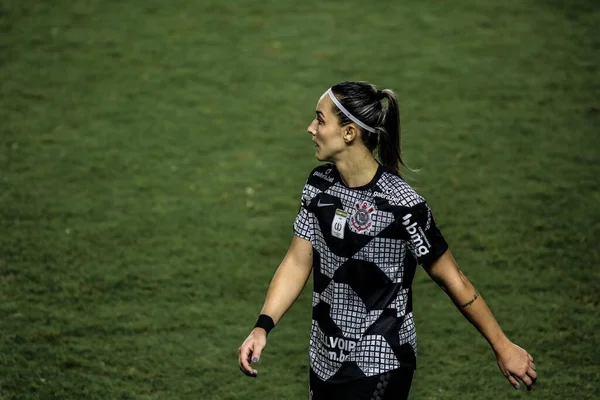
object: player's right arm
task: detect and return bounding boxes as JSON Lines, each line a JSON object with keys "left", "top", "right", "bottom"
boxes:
{"left": 238, "top": 234, "right": 313, "bottom": 377}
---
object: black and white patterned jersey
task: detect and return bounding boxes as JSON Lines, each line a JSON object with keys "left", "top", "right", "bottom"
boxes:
{"left": 293, "top": 163, "right": 448, "bottom": 383}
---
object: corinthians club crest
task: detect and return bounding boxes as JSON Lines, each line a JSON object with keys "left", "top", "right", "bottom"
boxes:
{"left": 349, "top": 201, "right": 376, "bottom": 234}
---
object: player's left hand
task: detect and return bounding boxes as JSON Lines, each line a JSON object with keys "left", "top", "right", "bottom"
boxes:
{"left": 494, "top": 340, "right": 537, "bottom": 391}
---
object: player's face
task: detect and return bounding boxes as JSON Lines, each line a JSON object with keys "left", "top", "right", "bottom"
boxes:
{"left": 307, "top": 94, "right": 347, "bottom": 162}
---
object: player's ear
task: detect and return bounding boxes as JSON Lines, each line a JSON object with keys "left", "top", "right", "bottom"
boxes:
{"left": 343, "top": 125, "right": 358, "bottom": 143}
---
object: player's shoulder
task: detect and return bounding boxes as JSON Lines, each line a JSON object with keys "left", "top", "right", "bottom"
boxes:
{"left": 305, "top": 163, "right": 337, "bottom": 186}
{"left": 374, "top": 169, "right": 426, "bottom": 208}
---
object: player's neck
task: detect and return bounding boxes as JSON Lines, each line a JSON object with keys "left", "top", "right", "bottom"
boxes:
{"left": 334, "top": 153, "right": 379, "bottom": 189}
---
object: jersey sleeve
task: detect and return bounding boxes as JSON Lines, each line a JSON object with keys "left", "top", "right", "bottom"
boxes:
{"left": 293, "top": 180, "right": 313, "bottom": 241}
{"left": 400, "top": 202, "right": 448, "bottom": 267}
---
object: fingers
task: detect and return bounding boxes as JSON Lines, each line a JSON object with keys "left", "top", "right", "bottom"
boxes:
{"left": 506, "top": 374, "right": 521, "bottom": 390}
{"left": 527, "top": 368, "right": 538, "bottom": 385}
{"left": 513, "top": 368, "right": 537, "bottom": 392}
{"left": 525, "top": 353, "right": 537, "bottom": 389}
{"left": 529, "top": 355, "right": 536, "bottom": 370}
{"left": 499, "top": 346, "right": 537, "bottom": 391}
{"left": 518, "top": 373, "right": 534, "bottom": 391}
{"left": 507, "top": 370, "right": 535, "bottom": 391}
{"left": 238, "top": 331, "right": 268, "bottom": 378}
{"left": 238, "top": 344, "right": 257, "bottom": 377}
{"left": 252, "top": 343, "right": 264, "bottom": 364}
{"left": 239, "top": 366, "right": 257, "bottom": 378}
{"left": 529, "top": 359, "right": 536, "bottom": 370}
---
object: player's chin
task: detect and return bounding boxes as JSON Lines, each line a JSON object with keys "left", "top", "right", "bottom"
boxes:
{"left": 314, "top": 147, "right": 329, "bottom": 162}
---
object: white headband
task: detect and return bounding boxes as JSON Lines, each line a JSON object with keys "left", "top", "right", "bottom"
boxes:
{"left": 326, "top": 88, "right": 377, "bottom": 133}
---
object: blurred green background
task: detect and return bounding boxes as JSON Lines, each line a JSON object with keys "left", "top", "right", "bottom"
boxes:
{"left": 1, "top": 1, "right": 599, "bottom": 399}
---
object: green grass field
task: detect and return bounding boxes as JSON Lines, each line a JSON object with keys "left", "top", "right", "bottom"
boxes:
{"left": 1, "top": 1, "right": 599, "bottom": 399}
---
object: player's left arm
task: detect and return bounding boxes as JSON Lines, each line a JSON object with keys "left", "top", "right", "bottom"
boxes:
{"left": 423, "top": 250, "right": 538, "bottom": 391}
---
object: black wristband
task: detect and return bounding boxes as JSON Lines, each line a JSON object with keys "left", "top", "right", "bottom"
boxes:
{"left": 254, "top": 314, "right": 275, "bottom": 335}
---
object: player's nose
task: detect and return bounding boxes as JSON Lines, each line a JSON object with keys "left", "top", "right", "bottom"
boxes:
{"left": 307, "top": 119, "right": 317, "bottom": 135}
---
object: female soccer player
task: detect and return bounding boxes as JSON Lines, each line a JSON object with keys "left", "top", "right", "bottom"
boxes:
{"left": 237, "top": 81, "right": 537, "bottom": 399}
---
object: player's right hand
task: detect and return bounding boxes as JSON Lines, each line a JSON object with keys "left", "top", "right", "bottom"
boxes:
{"left": 238, "top": 328, "right": 267, "bottom": 377}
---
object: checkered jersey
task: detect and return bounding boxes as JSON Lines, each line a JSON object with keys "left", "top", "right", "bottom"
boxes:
{"left": 293, "top": 163, "right": 448, "bottom": 383}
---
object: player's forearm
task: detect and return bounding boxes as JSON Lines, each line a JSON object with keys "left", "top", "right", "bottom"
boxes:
{"left": 259, "top": 258, "right": 312, "bottom": 325}
{"left": 441, "top": 273, "right": 509, "bottom": 350}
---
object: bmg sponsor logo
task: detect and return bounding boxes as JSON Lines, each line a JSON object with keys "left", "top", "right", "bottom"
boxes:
{"left": 402, "top": 213, "right": 431, "bottom": 257}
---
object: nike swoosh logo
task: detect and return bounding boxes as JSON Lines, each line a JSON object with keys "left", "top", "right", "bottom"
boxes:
{"left": 317, "top": 199, "right": 334, "bottom": 207}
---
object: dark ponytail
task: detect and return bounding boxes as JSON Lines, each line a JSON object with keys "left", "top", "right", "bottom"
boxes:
{"left": 377, "top": 89, "right": 403, "bottom": 175}
{"left": 330, "top": 82, "right": 404, "bottom": 175}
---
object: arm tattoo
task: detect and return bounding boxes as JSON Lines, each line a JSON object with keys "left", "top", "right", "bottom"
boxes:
{"left": 460, "top": 291, "right": 480, "bottom": 308}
